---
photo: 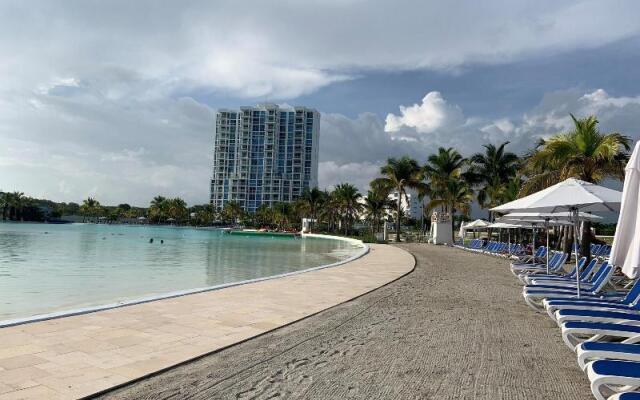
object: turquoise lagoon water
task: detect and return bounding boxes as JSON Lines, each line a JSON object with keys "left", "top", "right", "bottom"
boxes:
{"left": 0, "top": 223, "right": 363, "bottom": 322}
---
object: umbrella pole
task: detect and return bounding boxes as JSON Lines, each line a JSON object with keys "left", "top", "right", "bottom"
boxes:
{"left": 532, "top": 225, "right": 536, "bottom": 264}
{"left": 508, "top": 229, "right": 511, "bottom": 256}
{"left": 545, "top": 219, "right": 550, "bottom": 274}
{"left": 573, "top": 208, "right": 581, "bottom": 298}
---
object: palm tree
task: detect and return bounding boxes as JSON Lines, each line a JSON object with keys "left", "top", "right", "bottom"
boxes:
{"left": 427, "top": 178, "right": 474, "bottom": 243}
{"left": 332, "top": 183, "right": 363, "bottom": 235}
{"left": 255, "top": 204, "right": 274, "bottom": 227}
{"left": 521, "top": 114, "right": 631, "bottom": 258}
{"left": 272, "top": 202, "right": 292, "bottom": 230}
{"left": 363, "top": 183, "right": 393, "bottom": 234}
{"left": 423, "top": 147, "right": 466, "bottom": 190}
{"left": 167, "top": 197, "right": 188, "bottom": 222}
{"left": 423, "top": 147, "right": 469, "bottom": 233}
{"left": 222, "top": 201, "right": 244, "bottom": 224}
{"left": 149, "top": 196, "right": 168, "bottom": 223}
{"left": 423, "top": 148, "right": 476, "bottom": 243}
{"left": 0, "top": 192, "right": 8, "bottom": 221}
{"left": 298, "top": 187, "right": 325, "bottom": 232}
{"left": 80, "top": 197, "right": 100, "bottom": 222}
{"left": 8, "top": 191, "right": 26, "bottom": 221}
{"left": 468, "top": 142, "right": 520, "bottom": 220}
{"left": 318, "top": 190, "right": 340, "bottom": 233}
{"left": 500, "top": 176, "right": 522, "bottom": 204}
{"left": 376, "top": 157, "right": 424, "bottom": 242}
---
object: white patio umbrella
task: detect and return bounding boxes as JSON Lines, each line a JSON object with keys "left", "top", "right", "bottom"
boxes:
{"left": 487, "top": 222, "right": 521, "bottom": 228}
{"left": 492, "top": 178, "right": 621, "bottom": 214}
{"left": 497, "top": 214, "right": 577, "bottom": 273}
{"left": 611, "top": 142, "right": 640, "bottom": 278}
{"left": 464, "top": 219, "right": 491, "bottom": 229}
{"left": 459, "top": 219, "right": 490, "bottom": 240}
{"left": 499, "top": 212, "right": 603, "bottom": 222}
{"left": 492, "top": 178, "right": 622, "bottom": 297}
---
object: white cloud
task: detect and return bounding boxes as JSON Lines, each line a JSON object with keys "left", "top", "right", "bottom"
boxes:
{"left": 384, "top": 92, "right": 464, "bottom": 136}
{"left": 3, "top": 84, "right": 640, "bottom": 204}
{"left": 2, "top": 1, "right": 640, "bottom": 203}
{"left": 319, "top": 88, "right": 640, "bottom": 192}
{"left": 0, "top": 86, "right": 215, "bottom": 205}
{"left": 318, "top": 161, "right": 382, "bottom": 193}
{"left": 1, "top": 1, "right": 640, "bottom": 100}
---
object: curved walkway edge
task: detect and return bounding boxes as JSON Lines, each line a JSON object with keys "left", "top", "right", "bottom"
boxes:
{"left": 0, "top": 244, "right": 414, "bottom": 400}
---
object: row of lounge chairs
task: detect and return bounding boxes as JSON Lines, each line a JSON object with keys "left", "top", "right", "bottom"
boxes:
{"left": 512, "top": 251, "right": 640, "bottom": 399}
{"left": 460, "top": 239, "right": 612, "bottom": 259}
{"left": 460, "top": 239, "right": 526, "bottom": 257}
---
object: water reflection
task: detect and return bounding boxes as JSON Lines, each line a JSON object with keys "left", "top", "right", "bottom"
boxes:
{"left": 0, "top": 223, "right": 359, "bottom": 321}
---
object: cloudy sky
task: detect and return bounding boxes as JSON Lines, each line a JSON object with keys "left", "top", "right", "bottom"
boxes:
{"left": 2, "top": 0, "right": 640, "bottom": 206}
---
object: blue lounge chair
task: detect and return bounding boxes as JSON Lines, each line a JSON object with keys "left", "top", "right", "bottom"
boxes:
{"left": 577, "top": 342, "right": 640, "bottom": 370}
{"left": 608, "top": 393, "right": 640, "bottom": 400}
{"left": 544, "top": 280, "right": 640, "bottom": 320}
{"left": 513, "top": 252, "right": 567, "bottom": 279}
{"left": 512, "top": 252, "right": 565, "bottom": 281}
{"left": 510, "top": 246, "right": 547, "bottom": 269}
{"left": 523, "top": 261, "right": 610, "bottom": 293}
{"left": 560, "top": 321, "right": 640, "bottom": 350}
{"left": 522, "top": 263, "right": 616, "bottom": 311}
{"left": 555, "top": 304, "right": 640, "bottom": 325}
{"left": 585, "top": 360, "right": 640, "bottom": 400}
{"left": 526, "top": 257, "right": 597, "bottom": 285}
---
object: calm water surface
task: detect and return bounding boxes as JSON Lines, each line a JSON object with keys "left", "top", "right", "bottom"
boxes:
{"left": 0, "top": 223, "right": 362, "bottom": 322}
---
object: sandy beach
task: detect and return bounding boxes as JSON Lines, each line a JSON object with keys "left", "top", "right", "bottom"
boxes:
{"left": 95, "top": 244, "right": 592, "bottom": 400}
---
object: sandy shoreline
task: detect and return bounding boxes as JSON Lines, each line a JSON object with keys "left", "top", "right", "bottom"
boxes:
{"left": 95, "top": 244, "right": 591, "bottom": 400}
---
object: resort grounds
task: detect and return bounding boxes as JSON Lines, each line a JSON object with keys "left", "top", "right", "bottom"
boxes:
{"left": 96, "top": 244, "right": 592, "bottom": 400}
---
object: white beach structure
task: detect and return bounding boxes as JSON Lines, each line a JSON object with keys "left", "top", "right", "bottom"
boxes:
{"left": 611, "top": 142, "right": 640, "bottom": 279}
{"left": 430, "top": 211, "right": 452, "bottom": 245}
{"left": 492, "top": 178, "right": 622, "bottom": 297}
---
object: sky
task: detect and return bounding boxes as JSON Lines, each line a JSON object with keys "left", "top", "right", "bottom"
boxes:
{"left": 1, "top": 0, "right": 640, "bottom": 206}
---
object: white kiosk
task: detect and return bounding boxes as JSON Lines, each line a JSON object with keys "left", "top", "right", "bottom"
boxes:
{"left": 301, "top": 218, "right": 317, "bottom": 233}
{"left": 430, "top": 211, "right": 452, "bottom": 245}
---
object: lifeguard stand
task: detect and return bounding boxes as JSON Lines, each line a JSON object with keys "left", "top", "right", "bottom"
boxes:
{"left": 430, "top": 211, "right": 452, "bottom": 245}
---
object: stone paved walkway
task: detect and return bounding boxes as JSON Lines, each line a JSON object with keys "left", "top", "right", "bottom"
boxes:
{"left": 98, "top": 244, "right": 593, "bottom": 400}
{"left": 0, "top": 244, "right": 414, "bottom": 399}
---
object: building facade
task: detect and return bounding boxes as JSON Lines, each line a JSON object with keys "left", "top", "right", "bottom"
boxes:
{"left": 210, "top": 104, "right": 320, "bottom": 213}
{"left": 388, "top": 189, "right": 424, "bottom": 220}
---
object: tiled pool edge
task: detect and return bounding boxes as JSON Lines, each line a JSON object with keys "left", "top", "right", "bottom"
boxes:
{"left": 0, "top": 235, "right": 368, "bottom": 329}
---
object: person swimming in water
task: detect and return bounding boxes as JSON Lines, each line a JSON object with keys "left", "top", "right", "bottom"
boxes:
{"left": 149, "top": 238, "right": 154, "bottom": 243}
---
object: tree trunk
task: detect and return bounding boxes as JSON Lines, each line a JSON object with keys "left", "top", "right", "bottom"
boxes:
{"left": 580, "top": 221, "right": 592, "bottom": 261}
{"left": 555, "top": 227, "right": 563, "bottom": 250}
{"left": 395, "top": 189, "right": 402, "bottom": 242}
{"left": 450, "top": 205, "right": 455, "bottom": 245}
{"left": 562, "top": 226, "right": 574, "bottom": 256}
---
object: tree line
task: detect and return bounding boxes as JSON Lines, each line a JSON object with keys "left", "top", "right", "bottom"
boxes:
{"left": 367, "top": 114, "right": 629, "bottom": 255}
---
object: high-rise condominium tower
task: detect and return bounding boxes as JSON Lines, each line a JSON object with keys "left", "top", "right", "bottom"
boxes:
{"left": 210, "top": 104, "right": 320, "bottom": 213}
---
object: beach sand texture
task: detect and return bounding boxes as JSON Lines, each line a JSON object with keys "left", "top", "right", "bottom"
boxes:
{"left": 98, "top": 244, "right": 592, "bottom": 400}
